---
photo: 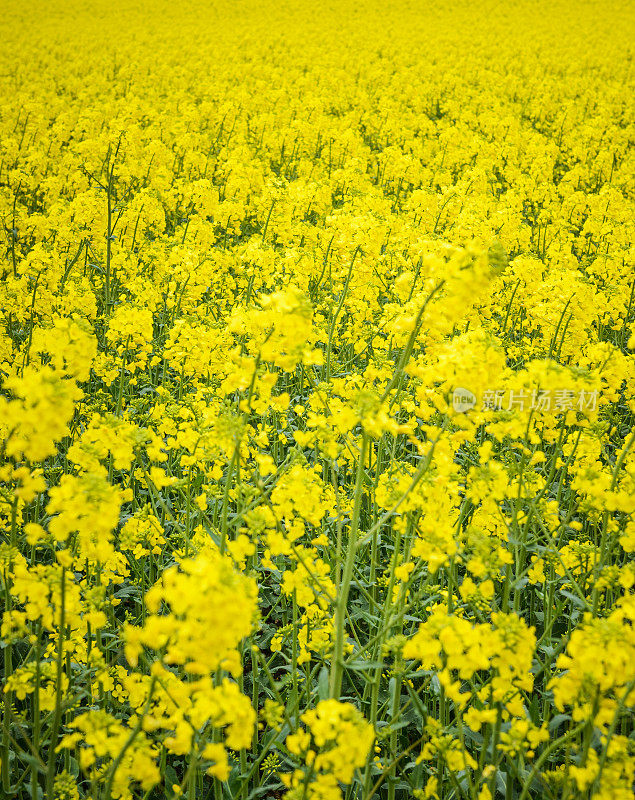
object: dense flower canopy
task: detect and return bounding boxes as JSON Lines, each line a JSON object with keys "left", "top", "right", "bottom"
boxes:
{"left": 0, "top": 1, "right": 634, "bottom": 799}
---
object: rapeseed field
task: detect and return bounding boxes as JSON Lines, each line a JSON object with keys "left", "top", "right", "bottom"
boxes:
{"left": 1, "top": 1, "right": 634, "bottom": 798}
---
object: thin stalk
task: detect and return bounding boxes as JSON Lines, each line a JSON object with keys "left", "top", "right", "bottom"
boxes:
{"left": 329, "top": 432, "right": 368, "bottom": 698}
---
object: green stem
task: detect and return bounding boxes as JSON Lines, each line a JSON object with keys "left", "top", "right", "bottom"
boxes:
{"left": 329, "top": 432, "right": 368, "bottom": 699}
{"left": 45, "top": 567, "right": 66, "bottom": 798}
{"left": 518, "top": 721, "right": 587, "bottom": 800}
{"left": 102, "top": 676, "right": 157, "bottom": 800}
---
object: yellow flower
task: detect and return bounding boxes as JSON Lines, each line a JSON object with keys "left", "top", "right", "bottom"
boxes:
{"left": 125, "top": 551, "right": 257, "bottom": 676}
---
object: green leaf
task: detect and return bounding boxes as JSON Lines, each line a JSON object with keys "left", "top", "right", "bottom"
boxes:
{"left": 317, "top": 666, "right": 329, "bottom": 700}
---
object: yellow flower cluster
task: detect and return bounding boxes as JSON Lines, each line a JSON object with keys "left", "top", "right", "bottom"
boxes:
{"left": 0, "top": 0, "right": 633, "bottom": 798}
{"left": 58, "top": 710, "right": 159, "bottom": 799}
{"left": 551, "top": 597, "right": 635, "bottom": 727}
{"left": 125, "top": 551, "right": 258, "bottom": 677}
{"left": 284, "top": 700, "right": 375, "bottom": 799}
